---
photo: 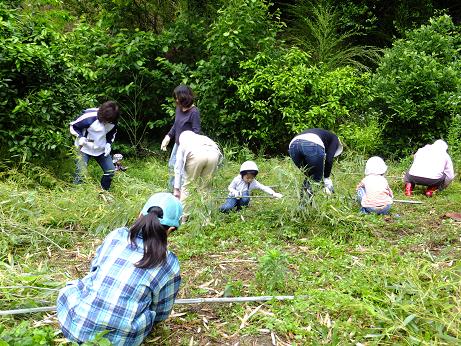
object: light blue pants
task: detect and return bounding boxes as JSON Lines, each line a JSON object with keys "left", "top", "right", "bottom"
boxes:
{"left": 168, "top": 143, "right": 178, "bottom": 189}
{"left": 219, "top": 191, "right": 250, "bottom": 213}
{"left": 357, "top": 187, "right": 391, "bottom": 215}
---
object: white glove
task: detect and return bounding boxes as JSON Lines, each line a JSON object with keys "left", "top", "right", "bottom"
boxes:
{"left": 78, "top": 137, "right": 87, "bottom": 147}
{"left": 272, "top": 192, "right": 283, "bottom": 199}
{"left": 104, "top": 143, "right": 111, "bottom": 157}
{"left": 230, "top": 190, "right": 242, "bottom": 198}
{"left": 324, "top": 177, "right": 334, "bottom": 194}
{"left": 161, "top": 135, "right": 171, "bottom": 151}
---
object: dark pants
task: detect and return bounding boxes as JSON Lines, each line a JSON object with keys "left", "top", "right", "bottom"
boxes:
{"left": 219, "top": 191, "right": 250, "bottom": 213}
{"left": 74, "top": 151, "right": 115, "bottom": 190}
{"left": 404, "top": 172, "right": 446, "bottom": 189}
{"left": 289, "top": 139, "right": 325, "bottom": 196}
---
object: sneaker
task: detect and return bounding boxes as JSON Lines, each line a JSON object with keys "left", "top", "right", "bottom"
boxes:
{"left": 404, "top": 183, "right": 413, "bottom": 196}
{"left": 425, "top": 186, "right": 438, "bottom": 197}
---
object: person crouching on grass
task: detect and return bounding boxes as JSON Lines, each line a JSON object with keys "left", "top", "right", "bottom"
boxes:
{"left": 404, "top": 139, "right": 454, "bottom": 197}
{"left": 356, "top": 156, "right": 393, "bottom": 215}
{"left": 57, "top": 193, "right": 183, "bottom": 345}
{"left": 173, "top": 130, "right": 222, "bottom": 222}
{"left": 219, "top": 160, "right": 283, "bottom": 213}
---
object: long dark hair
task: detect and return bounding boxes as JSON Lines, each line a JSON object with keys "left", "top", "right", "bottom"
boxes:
{"left": 173, "top": 85, "right": 194, "bottom": 108}
{"left": 128, "top": 206, "right": 169, "bottom": 269}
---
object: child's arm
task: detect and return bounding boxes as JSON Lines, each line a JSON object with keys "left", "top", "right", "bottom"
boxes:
{"left": 227, "top": 176, "right": 240, "bottom": 196}
{"left": 388, "top": 186, "right": 394, "bottom": 198}
{"left": 253, "top": 180, "right": 282, "bottom": 197}
{"left": 356, "top": 179, "right": 365, "bottom": 190}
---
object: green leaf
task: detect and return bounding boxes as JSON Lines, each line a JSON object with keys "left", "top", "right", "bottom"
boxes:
{"left": 402, "top": 314, "right": 416, "bottom": 326}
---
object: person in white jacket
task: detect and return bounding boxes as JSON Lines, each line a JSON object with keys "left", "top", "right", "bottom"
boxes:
{"left": 70, "top": 101, "right": 119, "bottom": 191}
{"left": 219, "top": 161, "right": 282, "bottom": 213}
{"left": 173, "top": 131, "right": 222, "bottom": 210}
{"left": 404, "top": 139, "right": 455, "bottom": 197}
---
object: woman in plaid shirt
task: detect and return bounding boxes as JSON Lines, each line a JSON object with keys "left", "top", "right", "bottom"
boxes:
{"left": 57, "top": 193, "right": 183, "bottom": 345}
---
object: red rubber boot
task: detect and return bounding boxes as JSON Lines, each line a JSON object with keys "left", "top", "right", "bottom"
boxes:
{"left": 404, "top": 183, "right": 413, "bottom": 196}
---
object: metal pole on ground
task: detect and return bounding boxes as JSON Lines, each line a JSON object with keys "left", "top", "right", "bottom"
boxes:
{"left": 0, "top": 295, "right": 305, "bottom": 316}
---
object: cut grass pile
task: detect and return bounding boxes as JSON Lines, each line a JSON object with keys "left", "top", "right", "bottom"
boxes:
{"left": 0, "top": 153, "right": 460, "bottom": 345}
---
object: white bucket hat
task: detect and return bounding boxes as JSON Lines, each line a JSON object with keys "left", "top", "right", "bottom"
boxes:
{"left": 365, "top": 156, "right": 387, "bottom": 175}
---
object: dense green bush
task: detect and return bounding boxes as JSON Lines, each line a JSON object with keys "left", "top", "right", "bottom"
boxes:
{"left": 190, "top": 0, "right": 283, "bottom": 139}
{"left": 0, "top": 6, "right": 94, "bottom": 160}
{"left": 0, "top": 8, "right": 210, "bottom": 159}
{"left": 63, "top": 16, "right": 209, "bottom": 151}
{"left": 225, "top": 48, "right": 379, "bottom": 153}
{"left": 372, "top": 14, "right": 461, "bottom": 155}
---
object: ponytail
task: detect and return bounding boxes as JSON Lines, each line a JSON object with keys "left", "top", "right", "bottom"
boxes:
{"left": 129, "top": 206, "right": 169, "bottom": 269}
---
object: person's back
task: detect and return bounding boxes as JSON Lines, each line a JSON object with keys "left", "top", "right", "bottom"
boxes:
{"left": 356, "top": 156, "right": 393, "bottom": 215}
{"left": 57, "top": 193, "right": 183, "bottom": 345}
{"left": 409, "top": 142, "right": 451, "bottom": 180}
{"left": 58, "top": 228, "right": 179, "bottom": 345}
{"left": 358, "top": 174, "right": 393, "bottom": 208}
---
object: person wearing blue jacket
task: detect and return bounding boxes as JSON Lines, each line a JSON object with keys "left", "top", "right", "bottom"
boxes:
{"left": 70, "top": 101, "right": 119, "bottom": 190}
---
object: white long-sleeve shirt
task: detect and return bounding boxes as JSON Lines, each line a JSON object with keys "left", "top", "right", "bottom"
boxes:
{"left": 227, "top": 175, "right": 276, "bottom": 196}
{"left": 70, "top": 109, "right": 117, "bottom": 156}
{"left": 408, "top": 142, "right": 454, "bottom": 183}
{"left": 174, "top": 134, "right": 221, "bottom": 189}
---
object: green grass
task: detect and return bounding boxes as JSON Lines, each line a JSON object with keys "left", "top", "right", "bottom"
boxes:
{"left": 0, "top": 152, "right": 460, "bottom": 345}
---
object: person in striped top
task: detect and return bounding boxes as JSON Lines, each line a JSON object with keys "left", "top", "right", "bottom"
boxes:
{"left": 69, "top": 101, "right": 119, "bottom": 190}
{"left": 356, "top": 156, "right": 393, "bottom": 215}
{"left": 57, "top": 193, "right": 183, "bottom": 345}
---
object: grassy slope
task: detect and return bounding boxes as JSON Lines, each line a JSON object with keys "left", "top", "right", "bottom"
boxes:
{"left": 0, "top": 152, "right": 460, "bottom": 345}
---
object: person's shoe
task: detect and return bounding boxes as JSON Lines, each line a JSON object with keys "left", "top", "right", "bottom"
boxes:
{"left": 425, "top": 186, "right": 438, "bottom": 197}
{"left": 404, "top": 183, "right": 413, "bottom": 196}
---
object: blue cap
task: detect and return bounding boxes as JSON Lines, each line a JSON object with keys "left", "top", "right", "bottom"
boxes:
{"left": 141, "top": 193, "right": 183, "bottom": 228}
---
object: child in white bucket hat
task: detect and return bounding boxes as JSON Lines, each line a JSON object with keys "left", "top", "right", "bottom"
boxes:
{"left": 356, "top": 156, "right": 393, "bottom": 215}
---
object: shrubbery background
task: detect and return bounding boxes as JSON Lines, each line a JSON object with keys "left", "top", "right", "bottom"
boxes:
{"left": 0, "top": 0, "right": 460, "bottom": 161}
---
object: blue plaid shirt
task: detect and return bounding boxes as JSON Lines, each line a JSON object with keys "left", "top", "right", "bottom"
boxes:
{"left": 57, "top": 228, "right": 181, "bottom": 345}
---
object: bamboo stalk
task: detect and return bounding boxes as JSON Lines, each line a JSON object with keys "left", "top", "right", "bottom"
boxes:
{"left": 342, "top": 172, "right": 403, "bottom": 179}
{"left": 0, "top": 295, "right": 303, "bottom": 316}
{"left": 214, "top": 196, "right": 422, "bottom": 204}
{"left": 393, "top": 199, "right": 423, "bottom": 204}
{"left": 214, "top": 195, "right": 295, "bottom": 199}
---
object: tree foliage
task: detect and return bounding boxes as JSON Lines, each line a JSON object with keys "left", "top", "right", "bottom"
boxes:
{"left": 1, "top": 1, "right": 460, "bottom": 161}
{"left": 372, "top": 14, "right": 461, "bottom": 155}
{"left": 190, "top": 0, "right": 284, "bottom": 138}
{"left": 0, "top": 4, "right": 94, "bottom": 160}
{"left": 285, "top": 0, "right": 382, "bottom": 71}
{"left": 226, "top": 48, "right": 379, "bottom": 152}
